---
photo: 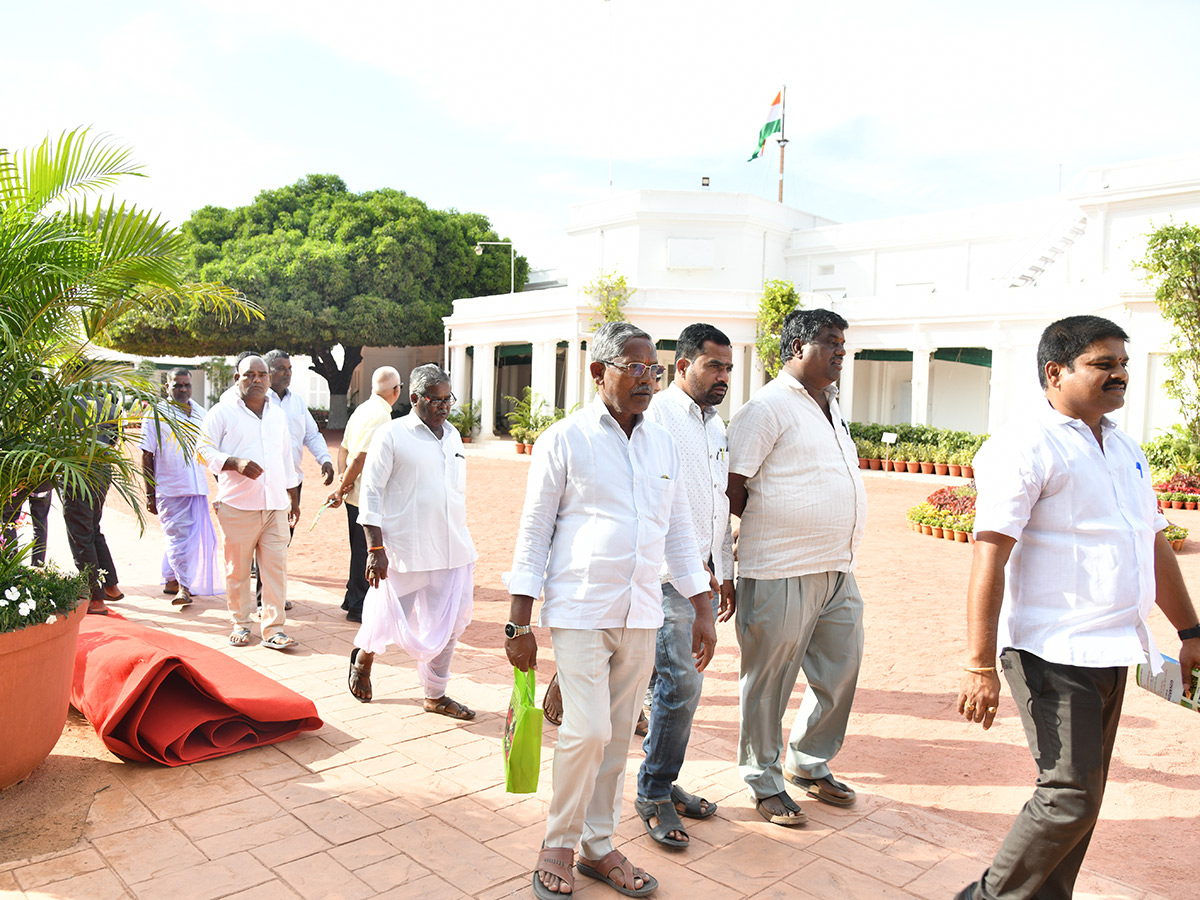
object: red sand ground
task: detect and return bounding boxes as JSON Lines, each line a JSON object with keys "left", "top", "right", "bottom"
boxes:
{"left": 277, "top": 437, "right": 1198, "bottom": 899}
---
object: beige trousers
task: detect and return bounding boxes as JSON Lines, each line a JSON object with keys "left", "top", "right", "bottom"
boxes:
{"left": 216, "top": 504, "right": 289, "bottom": 639}
{"left": 544, "top": 626, "right": 655, "bottom": 859}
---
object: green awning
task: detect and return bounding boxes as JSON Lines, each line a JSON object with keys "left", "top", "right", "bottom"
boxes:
{"left": 854, "top": 350, "right": 913, "bottom": 362}
{"left": 933, "top": 347, "right": 992, "bottom": 367}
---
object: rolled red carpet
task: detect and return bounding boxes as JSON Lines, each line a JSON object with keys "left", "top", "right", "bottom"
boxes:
{"left": 71, "top": 615, "right": 322, "bottom": 765}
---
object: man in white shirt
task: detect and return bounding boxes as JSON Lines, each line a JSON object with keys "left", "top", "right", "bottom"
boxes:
{"left": 632, "top": 323, "right": 735, "bottom": 849}
{"left": 140, "top": 369, "right": 222, "bottom": 606}
{"left": 199, "top": 355, "right": 300, "bottom": 650}
{"left": 326, "top": 366, "right": 403, "bottom": 623}
{"left": 505, "top": 322, "right": 716, "bottom": 900}
{"left": 264, "top": 350, "right": 335, "bottom": 496}
{"left": 346, "top": 365, "right": 477, "bottom": 719}
{"left": 727, "top": 308, "right": 867, "bottom": 827}
{"left": 955, "top": 315, "right": 1200, "bottom": 900}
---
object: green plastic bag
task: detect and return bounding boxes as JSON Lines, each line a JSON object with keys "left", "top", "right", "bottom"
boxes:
{"left": 504, "top": 667, "right": 542, "bottom": 793}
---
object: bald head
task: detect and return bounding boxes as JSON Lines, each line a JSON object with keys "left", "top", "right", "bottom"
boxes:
{"left": 372, "top": 366, "right": 402, "bottom": 396}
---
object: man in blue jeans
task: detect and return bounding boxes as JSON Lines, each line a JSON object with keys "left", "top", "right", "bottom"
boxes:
{"left": 634, "top": 323, "right": 736, "bottom": 848}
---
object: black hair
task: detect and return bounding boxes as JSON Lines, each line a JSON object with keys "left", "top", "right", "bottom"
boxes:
{"left": 1036, "top": 315, "right": 1129, "bottom": 389}
{"left": 779, "top": 308, "right": 848, "bottom": 363}
{"left": 675, "top": 323, "right": 731, "bottom": 362}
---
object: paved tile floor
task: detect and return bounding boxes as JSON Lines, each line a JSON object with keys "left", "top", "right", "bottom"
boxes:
{"left": 0, "top": 471, "right": 1170, "bottom": 900}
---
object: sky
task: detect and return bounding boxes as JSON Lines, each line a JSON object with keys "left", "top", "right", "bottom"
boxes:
{"left": 4, "top": 0, "right": 1200, "bottom": 271}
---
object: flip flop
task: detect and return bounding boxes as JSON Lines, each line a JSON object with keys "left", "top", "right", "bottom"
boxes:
{"left": 635, "top": 797, "right": 688, "bottom": 849}
{"left": 229, "top": 628, "right": 251, "bottom": 646}
{"left": 577, "top": 850, "right": 657, "bottom": 898}
{"left": 424, "top": 695, "right": 475, "bottom": 720}
{"left": 543, "top": 672, "right": 562, "bottom": 726}
{"left": 262, "top": 632, "right": 297, "bottom": 651}
{"left": 670, "top": 785, "right": 717, "bottom": 819}
{"left": 754, "top": 791, "right": 808, "bottom": 826}
{"left": 532, "top": 846, "right": 574, "bottom": 900}
{"left": 348, "top": 648, "right": 373, "bottom": 703}
{"left": 784, "top": 770, "right": 857, "bottom": 807}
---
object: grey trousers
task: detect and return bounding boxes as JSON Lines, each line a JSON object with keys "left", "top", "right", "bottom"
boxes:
{"left": 965, "top": 648, "right": 1125, "bottom": 900}
{"left": 736, "top": 572, "right": 864, "bottom": 799}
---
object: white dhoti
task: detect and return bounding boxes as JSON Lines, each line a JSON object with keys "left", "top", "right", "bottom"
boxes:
{"left": 355, "top": 562, "right": 474, "bottom": 697}
{"left": 158, "top": 493, "right": 224, "bottom": 596}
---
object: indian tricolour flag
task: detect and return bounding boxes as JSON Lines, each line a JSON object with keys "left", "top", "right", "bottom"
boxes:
{"left": 748, "top": 91, "right": 783, "bottom": 161}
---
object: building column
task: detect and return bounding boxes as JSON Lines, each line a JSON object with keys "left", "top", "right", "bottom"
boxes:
{"left": 838, "top": 353, "right": 857, "bottom": 423}
{"left": 986, "top": 343, "right": 1011, "bottom": 434}
{"left": 910, "top": 349, "right": 932, "bottom": 425}
{"left": 729, "top": 342, "right": 748, "bottom": 415}
{"left": 750, "top": 346, "right": 768, "bottom": 394}
{"left": 473, "top": 343, "right": 497, "bottom": 440}
{"left": 531, "top": 340, "right": 557, "bottom": 412}
{"left": 449, "top": 344, "right": 469, "bottom": 407}
{"left": 565, "top": 334, "right": 583, "bottom": 411}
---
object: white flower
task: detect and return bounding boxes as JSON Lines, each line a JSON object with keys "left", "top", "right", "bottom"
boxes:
{"left": 45, "top": 615, "right": 57, "bottom": 625}
{"left": 17, "top": 601, "right": 32, "bottom": 616}
{"left": 0, "top": 598, "right": 8, "bottom": 608}
{"left": 4, "top": 586, "right": 18, "bottom": 602}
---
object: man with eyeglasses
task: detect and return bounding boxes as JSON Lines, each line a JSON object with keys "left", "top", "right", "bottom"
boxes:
{"left": 727, "top": 308, "right": 866, "bottom": 826}
{"left": 505, "top": 322, "right": 714, "bottom": 899}
{"left": 346, "top": 364, "right": 477, "bottom": 720}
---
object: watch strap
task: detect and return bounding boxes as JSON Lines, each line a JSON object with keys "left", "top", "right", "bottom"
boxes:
{"left": 1178, "top": 623, "right": 1200, "bottom": 641}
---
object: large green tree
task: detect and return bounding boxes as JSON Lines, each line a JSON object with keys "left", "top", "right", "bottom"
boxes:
{"left": 105, "top": 174, "right": 528, "bottom": 426}
{"left": 1140, "top": 222, "right": 1200, "bottom": 443}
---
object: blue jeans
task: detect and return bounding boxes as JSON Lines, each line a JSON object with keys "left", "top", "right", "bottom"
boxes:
{"left": 636, "top": 583, "right": 718, "bottom": 801}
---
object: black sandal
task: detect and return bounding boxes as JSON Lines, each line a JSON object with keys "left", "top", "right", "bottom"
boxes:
{"left": 634, "top": 797, "right": 688, "bottom": 849}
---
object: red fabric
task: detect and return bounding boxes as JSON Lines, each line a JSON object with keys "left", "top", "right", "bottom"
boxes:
{"left": 71, "top": 615, "right": 322, "bottom": 766}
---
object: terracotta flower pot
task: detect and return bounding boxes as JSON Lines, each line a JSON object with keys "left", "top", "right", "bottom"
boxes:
{"left": 934, "top": 463, "right": 949, "bottom": 476}
{"left": 869, "top": 458, "right": 882, "bottom": 470}
{"left": 1187, "top": 502, "right": 1197, "bottom": 511}
{"left": 943, "top": 528, "right": 956, "bottom": 540}
{"left": 948, "top": 465, "right": 962, "bottom": 477}
{"left": 921, "top": 524, "right": 933, "bottom": 535}
{"left": 0, "top": 602, "right": 87, "bottom": 790}
{"left": 961, "top": 465, "right": 974, "bottom": 478}
{"left": 920, "top": 462, "right": 935, "bottom": 475}
{"left": 906, "top": 461, "right": 921, "bottom": 474}
{"left": 1171, "top": 500, "right": 1183, "bottom": 509}
{"left": 858, "top": 457, "right": 869, "bottom": 469}
{"left": 968, "top": 533, "right": 976, "bottom": 544}
{"left": 1172, "top": 538, "right": 1185, "bottom": 551}
{"left": 516, "top": 443, "right": 526, "bottom": 454}
{"left": 955, "top": 530, "right": 968, "bottom": 542}
{"left": 931, "top": 526, "right": 944, "bottom": 539}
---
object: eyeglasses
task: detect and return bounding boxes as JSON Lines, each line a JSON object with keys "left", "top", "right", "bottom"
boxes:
{"left": 600, "top": 360, "right": 667, "bottom": 378}
{"left": 421, "top": 393, "right": 456, "bottom": 408}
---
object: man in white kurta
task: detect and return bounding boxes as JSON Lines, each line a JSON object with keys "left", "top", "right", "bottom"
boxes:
{"left": 140, "top": 368, "right": 222, "bottom": 605}
{"left": 348, "top": 364, "right": 477, "bottom": 718}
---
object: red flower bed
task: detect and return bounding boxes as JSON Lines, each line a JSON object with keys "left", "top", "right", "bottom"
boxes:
{"left": 1153, "top": 471, "right": 1200, "bottom": 493}
{"left": 927, "top": 483, "right": 977, "bottom": 515}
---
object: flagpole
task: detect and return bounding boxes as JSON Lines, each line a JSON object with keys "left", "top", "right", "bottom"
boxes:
{"left": 777, "top": 84, "right": 788, "bottom": 203}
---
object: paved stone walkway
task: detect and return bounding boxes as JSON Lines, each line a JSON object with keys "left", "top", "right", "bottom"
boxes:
{"left": 0, "top": 459, "right": 1175, "bottom": 900}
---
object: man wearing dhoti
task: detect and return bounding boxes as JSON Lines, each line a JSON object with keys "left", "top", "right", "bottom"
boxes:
{"left": 347, "top": 363, "right": 477, "bottom": 720}
{"left": 140, "top": 368, "right": 222, "bottom": 606}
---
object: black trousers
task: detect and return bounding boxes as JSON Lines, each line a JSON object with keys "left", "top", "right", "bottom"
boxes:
{"left": 1, "top": 489, "right": 51, "bottom": 566}
{"left": 62, "top": 469, "right": 118, "bottom": 601}
{"left": 341, "top": 501, "right": 368, "bottom": 617}
{"left": 963, "top": 648, "right": 1125, "bottom": 900}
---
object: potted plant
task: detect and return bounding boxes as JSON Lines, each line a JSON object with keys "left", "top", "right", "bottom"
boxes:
{"left": 0, "top": 562, "right": 89, "bottom": 789}
{"left": 1171, "top": 492, "right": 1185, "bottom": 510}
{"left": 510, "top": 424, "right": 528, "bottom": 453}
{"left": 448, "top": 399, "right": 481, "bottom": 444}
{"left": 867, "top": 442, "right": 883, "bottom": 470}
{"left": 1164, "top": 522, "right": 1188, "bottom": 551}
{"left": 1188, "top": 494, "right": 1200, "bottom": 510}
{"left": 0, "top": 129, "right": 254, "bottom": 788}
{"left": 932, "top": 446, "right": 950, "bottom": 476}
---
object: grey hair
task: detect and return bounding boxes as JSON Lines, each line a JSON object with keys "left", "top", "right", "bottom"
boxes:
{"left": 169, "top": 367, "right": 191, "bottom": 380}
{"left": 371, "top": 366, "right": 402, "bottom": 393}
{"left": 410, "top": 363, "right": 450, "bottom": 397}
{"left": 590, "top": 322, "right": 652, "bottom": 362}
{"left": 263, "top": 349, "right": 289, "bottom": 367}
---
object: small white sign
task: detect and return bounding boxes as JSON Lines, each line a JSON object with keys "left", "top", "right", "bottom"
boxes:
{"left": 882, "top": 432, "right": 898, "bottom": 444}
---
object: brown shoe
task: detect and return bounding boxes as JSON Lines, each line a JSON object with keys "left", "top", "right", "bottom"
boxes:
{"left": 163, "top": 579, "right": 179, "bottom": 595}
{"left": 103, "top": 585, "right": 124, "bottom": 601}
{"left": 87, "top": 599, "right": 110, "bottom": 615}
{"left": 171, "top": 586, "right": 193, "bottom": 606}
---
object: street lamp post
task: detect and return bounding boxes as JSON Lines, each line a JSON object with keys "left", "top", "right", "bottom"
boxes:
{"left": 474, "top": 241, "right": 515, "bottom": 294}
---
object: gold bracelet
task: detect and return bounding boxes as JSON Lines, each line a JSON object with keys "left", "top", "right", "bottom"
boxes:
{"left": 963, "top": 666, "right": 997, "bottom": 674}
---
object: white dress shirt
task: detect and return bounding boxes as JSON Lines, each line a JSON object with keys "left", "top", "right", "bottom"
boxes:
{"left": 275, "top": 388, "right": 331, "bottom": 486}
{"left": 645, "top": 383, "right": 734, "bottom": 588}
{"left": 728, "top": 371, "right": 867, "bottom": 579}
{"left": 198, "top": 392, "right": 297, "bottom": 511}
{"left": 138, "top": 399, "right": 208, "bottom": 498}
{"left": 358, "top": 413, "right": 476, "bottom": 573}
{"left": 974, "top": 401, "right": 1168, "bottom": 671}
{"left": 504, "top": 396, "right": 710, "bottom": 630}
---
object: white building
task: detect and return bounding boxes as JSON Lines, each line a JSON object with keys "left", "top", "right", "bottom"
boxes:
{"left": 444, "top": 153, "right": 1200, "bottom": 442}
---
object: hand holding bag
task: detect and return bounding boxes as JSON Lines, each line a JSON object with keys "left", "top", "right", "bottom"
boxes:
{"left": 503, "top": 666, "right": 542, "bottom": 792}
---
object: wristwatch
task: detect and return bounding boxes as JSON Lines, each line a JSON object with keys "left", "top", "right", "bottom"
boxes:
{"left": 1179, "top": 623, "right": 1200, "bottom": 641}
{"left": 504, "top": 622, "right": 533, "bottom": 639}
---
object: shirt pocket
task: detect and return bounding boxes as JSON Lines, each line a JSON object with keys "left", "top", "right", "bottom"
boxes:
{"left": 639, "top": 476, "right": 675, "bottom": 530}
